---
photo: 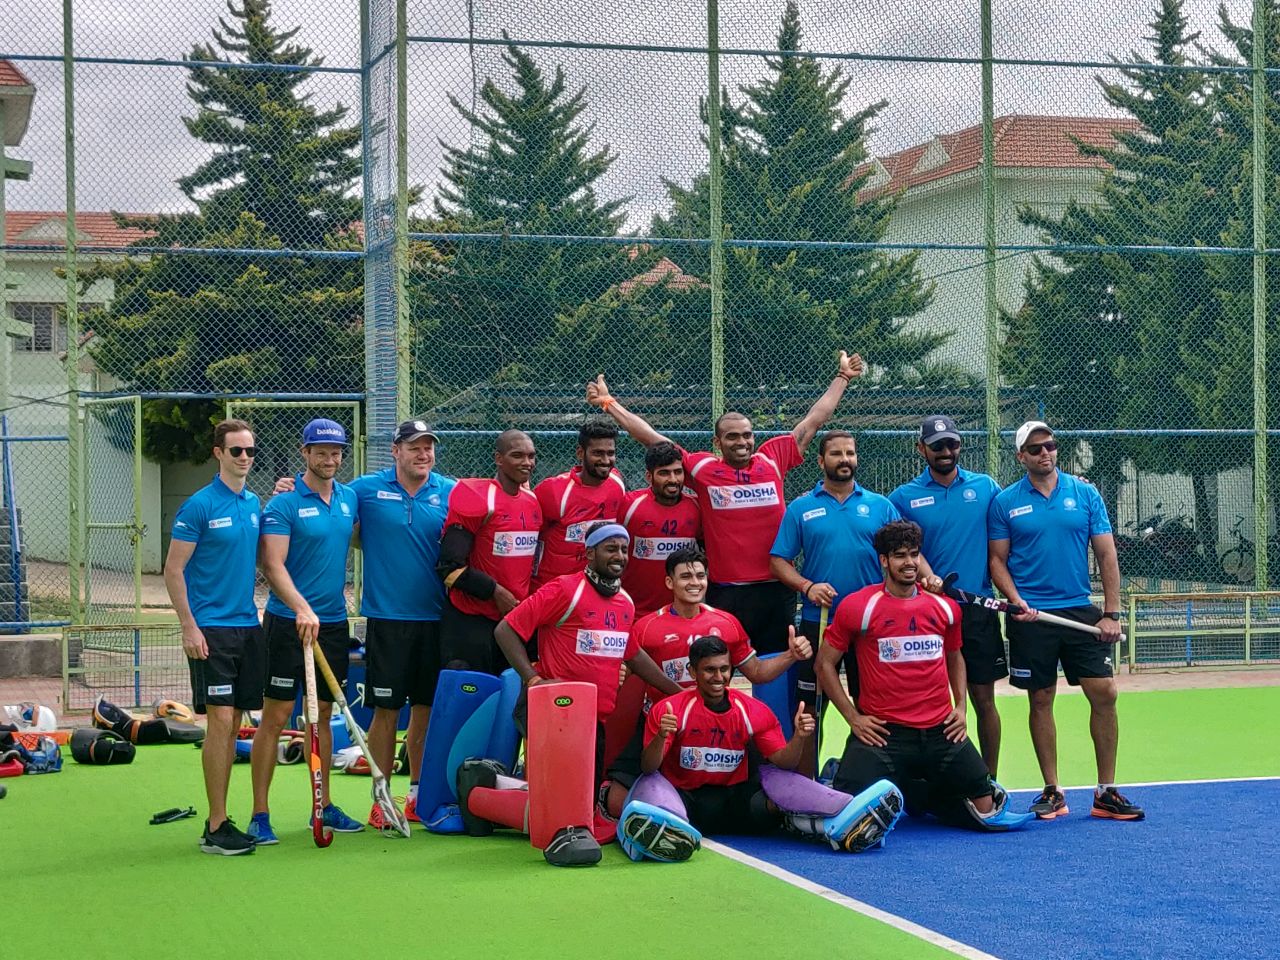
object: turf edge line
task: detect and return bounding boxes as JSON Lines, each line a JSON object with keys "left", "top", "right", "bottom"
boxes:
{"left": 1006, "top": 774, "right": 1280, "bottom": 793}
{"left": 702, "top": 839, "right": 1002, "bottom": 960}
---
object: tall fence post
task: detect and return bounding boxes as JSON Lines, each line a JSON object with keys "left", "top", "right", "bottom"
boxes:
{"left": 1252, "top": 0, "right": 1269, "bottom": 589}
{"left": 981, "top": 0, "right": 1000, "bottom": 476}
{"left": 706, "top": 0, "right": 726, "bottom": 422}
{"left": 63, "top": 0, "right": 83, "bottom": 624}
{"left": 394, "top": 0, "right": 410, "bottom": 428}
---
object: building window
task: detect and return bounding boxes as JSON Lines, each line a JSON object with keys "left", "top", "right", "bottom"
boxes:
{"left": 9, "top": 303, "right": 68, "bottom": 353}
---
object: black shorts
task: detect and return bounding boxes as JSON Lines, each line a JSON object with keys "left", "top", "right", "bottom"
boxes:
{"left": 960, "top": 604, "right": 1008, "bottom": 685}
{"left": 833, "top": 722, "right": 990, "bottom": 802}
{"left": 606, "top": 714, "right": 646, "bottom": 789}
{"left": 795, "top": 617, "right": 859, "bottom": 707}
{"left": 188, "top": 625, "right": 265, "bottom": 714}
{"left": 261, "top": 611, "right": 351, "bottom": 704}
{"left": 364, "top": 617, "right": 442, "bottom": 708}
{"left": 1006, "top": 604, "right": 1113, "bottom": 690}
{"left": 677, "top": 777, "right": 777, "bottom": 835}
{"left": 439, "top": 600, "right": 508, "bottom": 677}
{"left": 707, "top": 580, "right": 796, "bottom": 655}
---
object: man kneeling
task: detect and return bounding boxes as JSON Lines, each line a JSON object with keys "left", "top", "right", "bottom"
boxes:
{"left": 617, "top": 636, "right": 903, "bottom": 862}
{"left": 816, "top": 520, "right": 1031, "bottom": 832}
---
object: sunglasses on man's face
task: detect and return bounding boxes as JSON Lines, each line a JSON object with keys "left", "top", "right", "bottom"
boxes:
{"left": 927, "top": 439, "right": 960, "bottom": 452}
{"left": 1023, "top": 441, "right": 1058, "bottom": 456}
{"left": 226, "top": 446, "right": 257, "bottom": 458}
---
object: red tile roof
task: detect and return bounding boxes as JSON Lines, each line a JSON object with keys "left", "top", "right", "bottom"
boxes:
{"left": 0, "top": 60, "right": 33, "bottom": 88}
{"left": 858, "top": 114, "right": 1142, "bottom": 200}
{"left": 618, "top": 255, "right": 704, "bottom": 295}
{"left": 4, "top": 211, "right": 154, "bottom": 249}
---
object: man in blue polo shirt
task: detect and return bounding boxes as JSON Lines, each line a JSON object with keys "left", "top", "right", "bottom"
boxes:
{"left": 351, "top": 419, "right": 455, "bottom": 827}
{"left": 890, "top": 415, "right": 1006, "bottom": 775}
{"left": 164, "top": 419, "right": 263, "bottom": 856}
{"left": 989, "top": 420, "right": 1142, "bottom": 822}
{"left": 248, "top": 419, "right": 363, "bottom": 844}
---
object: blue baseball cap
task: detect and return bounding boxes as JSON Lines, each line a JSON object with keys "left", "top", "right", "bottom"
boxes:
{"left": 302, "top": 418, "right": 349, "bottom": 447}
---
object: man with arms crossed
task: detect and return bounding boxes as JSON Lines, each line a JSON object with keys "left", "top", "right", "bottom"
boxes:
{"left": 164, "top": 419, "right": 264, "bottom": 855}
{"left": 989, "top": 421, "right": 1142, "bottom": 821}
{"left": 248, "top": 419, "right": 363, "bottom": 843}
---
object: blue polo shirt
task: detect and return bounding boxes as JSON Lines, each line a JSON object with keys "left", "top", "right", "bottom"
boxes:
{"left": 350, "top": 468, "right": 455, "bottom": 621}
{"left": 988, "top": 470, "right": 1112, "bottom": 609}
{"left": 170, "top": 475, "right": 261, "bottom": 628}
{"left": 770, "top": 481, "right": 900, "bottom": 622}
{"left": 262, "top": 474, "right": 358, "bottom": 622}
{"left": 889, "top": 467, "right": 1001, "bottom": 595}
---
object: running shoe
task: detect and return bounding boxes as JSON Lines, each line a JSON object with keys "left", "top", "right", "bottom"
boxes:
{"left": 1029, "top": 786, "right": 1069, "bottom": 820}
{"left": 200, "top": 818, "right": 255, "bottom": 856}
{"left": 246, "top": 812, "right": 279, "bottom": 845}
{"left": 367, "top": 802, "right": 387, "bottom": 830}
{"left": 320, "top": 803, "right": 364, "bottom": 833}
{"left": 1091, "top": 788, "right": 1145, "bottom": 821}
{"left": 404, "top": 794, "right": 420, "bottom": 823}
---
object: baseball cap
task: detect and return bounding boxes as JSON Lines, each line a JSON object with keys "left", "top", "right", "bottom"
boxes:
{"left": 302, "top": 418, "right": 349, "bottom": 446}
{"left": 920, "top": 415, "right": 960, "bottom": 445}
{"left": 1014, "top": 420, "right": 1053, "bottom": 450}
{"left": 393, "top": 419, "right": 439, "bottom": 444}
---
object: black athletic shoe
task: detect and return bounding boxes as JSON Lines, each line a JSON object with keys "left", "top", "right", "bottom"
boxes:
{"left": 1029, "top": 786, "right": 1069, "bottom": 820}
{"left": 543, "top": 826, "right": 601, "bottom": 867}
{"left": 1091, "top": 788, "right": 1145, "bottom": 821}
{"left": 200, "top": 819, "right": 255, "bottom": 856}
{"left": 455, "top": 758, "right": 506, "bottom": 837}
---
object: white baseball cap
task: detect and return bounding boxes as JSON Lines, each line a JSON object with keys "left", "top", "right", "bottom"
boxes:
{"left": 1014, "top": 420, "right": 1053, "bottom": 450}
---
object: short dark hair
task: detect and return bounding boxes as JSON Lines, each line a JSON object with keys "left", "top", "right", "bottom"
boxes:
{"left": 644, "top": 441, "right": 682, "bottom": 472}
{"left": 818, "top": 430, "right": 856, "bottom": 456}
{"left": 688, "top": 635, "right": 729, "bottom": 667}
{"left": 213, "top": 419, "right": 253, "bottom": 449}
{"left": 873, "top": 519, "right": 923, "bottom": 557}
{"left": 666, "top": 545, "right": 707, "bottom": 576}
{"left": 578, "top": 419, "right": 618, "bottom": 448}
{"left": 713, "top": 411, "right": 751, "bottom": 436}
{"left": 495, "top": 428, "right": 532, "bottom": 455}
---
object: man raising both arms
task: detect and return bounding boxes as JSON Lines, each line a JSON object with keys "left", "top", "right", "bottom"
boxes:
{"left": 438, "top": 430, "right": 542, "bottom": 675}
{"left": 587, "top": 350, "right": 863, "bottom": 657}
{"left": 620, "top": 442, "right": 701, "bottom": 617}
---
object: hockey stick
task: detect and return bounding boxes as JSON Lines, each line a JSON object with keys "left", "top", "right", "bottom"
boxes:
{"left": 304, "top": 644, "right": 333, "bottom": 848}
{"left": 939, "top": 573, "right": 1125, "bottom": 643}
{"left": 311, "top": 644, "right": 411, "bottom": 838}
{"left": 813, "top": 605, "right": 829, "bottom": 779}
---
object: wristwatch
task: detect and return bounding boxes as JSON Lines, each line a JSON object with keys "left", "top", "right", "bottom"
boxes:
{"left": 1102, "top": 612, "right": 1121, "bottom": 621}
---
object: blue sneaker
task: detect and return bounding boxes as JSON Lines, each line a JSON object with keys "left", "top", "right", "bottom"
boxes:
{"left": 320, "top": 803, "right": 364, "bottom": 833}
{"left": 247, "top": 813, "right": 279, "bottom": 846}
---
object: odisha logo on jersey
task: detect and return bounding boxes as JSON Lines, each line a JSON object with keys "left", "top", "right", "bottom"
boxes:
{"left": 879, "top": 639, "right": 901, "bottom": 661}
{"left": 708, "top": 484, "right": 778, "bottom": 510}
{"left": 879, "top": 635, "right": 944, "bottom": 662}
{"left": 680, "top": 747, "right": 699, "bottom": 769}
{"left": 633, "top": 538, "right": 656, "bottom": 559}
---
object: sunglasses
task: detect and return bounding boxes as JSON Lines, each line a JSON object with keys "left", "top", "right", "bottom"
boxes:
{"left": 226, "top": 446, "right": 257, "bottom": 458}
{"left": 927, "top": 439, "right": 960, "bottom": 452}
{"left": 1023, "top": 441, "right": 1058, "bottom": 455}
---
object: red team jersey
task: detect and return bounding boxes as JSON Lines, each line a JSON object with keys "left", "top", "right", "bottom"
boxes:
{"left": 504, "top": 573, "right": 638, "bottom": 721}
{"left": 823, "top": 584, "right": 962, "bottom": 729}
{"left": 619, "top": 489, "right": 702, "bottom": 614}
{"left": 645, "top": 688, "right": 787, "bottom": 790}
{"left": 444, "top": 478, "right": 543, "bottom": 620}
{"left": 680, "top": 435, "right": 804, "bottom": 584}
{"left": 532, "top": 467, "right": 627, "bottom": 589}
{"left": 631, "top": 604, "right": 755, "bottom": 704}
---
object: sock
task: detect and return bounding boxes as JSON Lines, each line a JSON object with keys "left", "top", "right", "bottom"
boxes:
{"left": 495, "top": 774, "right": 528, "bottom": 791}
{"left": 1096, "top": 783, "right": 1114, "bottom": 797}
{"left": 407, "top": 782, "right": 418, "bottom": 800}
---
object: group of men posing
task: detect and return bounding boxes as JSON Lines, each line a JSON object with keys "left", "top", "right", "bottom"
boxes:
{"left": 167, "top": 350, "right": 1144, "bottom": 859}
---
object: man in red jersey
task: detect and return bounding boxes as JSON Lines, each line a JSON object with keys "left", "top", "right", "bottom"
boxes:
{"left": 437, "top": 430, "right": 542, "bottom": 675}
{"left": 612, "top": 636, "right": 905, "bottom": 862}
{"left": 586, "top": 350, "right": 863, "bottom": 656}
{"left": 620, "top": 442, "right": 702, "bottom": 616}
{"left": 532, "top": 419, "right": 628, "bottom": 590}
{"left": 815, "top": 520, "right": 1031, "bottom": 832}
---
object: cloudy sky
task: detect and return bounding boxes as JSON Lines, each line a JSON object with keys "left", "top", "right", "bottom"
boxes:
{"left": 1, "top": 0, "right": 1255, "bottom": 228}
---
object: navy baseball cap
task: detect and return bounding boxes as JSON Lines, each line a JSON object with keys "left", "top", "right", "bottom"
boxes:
{"left": 393, "top": 419, "right": 439, "bottom": 444}
{"left": 302, "top": 418, "right": 349, "bottom": 446}
{"left": 920, "top": 415, "right": 961, "bottom": 445}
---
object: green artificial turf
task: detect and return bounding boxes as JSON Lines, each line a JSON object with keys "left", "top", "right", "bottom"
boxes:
{"left": 7, "top": 685, "right": 1276, "bottom": 959}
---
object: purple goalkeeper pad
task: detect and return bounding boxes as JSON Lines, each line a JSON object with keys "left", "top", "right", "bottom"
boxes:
{"left": 627, "top": 772, "right": 689, "bottom": 819}
{"left": 760, "top": 764, "right": 851, "bottom": 817}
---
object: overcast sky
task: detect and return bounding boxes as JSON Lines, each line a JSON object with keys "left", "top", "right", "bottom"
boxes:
{"left": 0, "top": 0, "right": 1255, "bottom": 227}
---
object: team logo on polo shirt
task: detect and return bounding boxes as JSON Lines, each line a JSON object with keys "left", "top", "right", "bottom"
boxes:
{"left": 707, "top": 483, "right": 779, "bottom": 510}
{"left": 428, "top": 494, "right": 441, "bottom": 506}
{"left": 341, "top": 502, "right": 351, "bottom": 515}
{"left": 575, "top": 629, "right": 629, "bottom": 658}
{"left": 909, "top": 496, "right": 935, "bottom": 509}
{"left": 680, "top": 746, "right": 744, "bottom": 772}
{"left": 856, "top": 504, "right": 870, "bottom": 516}
{"left": 878, "top": 634, "right": 944, "bottom": 662}
{"left": 377, "top": 490, "right": 403, "bottom": 501}
{"left": 1009, "top": 505, "right": 1033, "bottom": 518}
{"left": 963, "top": 488, "right": 977, "bottom": 501}
{"left": 250, "top": 513, "right": 259, "bottom": 527}
{"left": 1063, "top": 497, "right": 1077, "bottom": 510}
{"left": 298, "top": 506, "right": 320, "bottom": 518}
{"left": 208, "top": 517, "right": 232, "bottom": 529}
{"left": 493, "top": 532, "right": 538, "bottom": 557}
{"left": 802, "top": 507, "right": 827, "bottom": 522}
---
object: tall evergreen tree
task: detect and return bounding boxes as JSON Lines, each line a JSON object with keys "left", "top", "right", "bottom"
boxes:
{"left": 83, "top": 0, "right": 363, "bottom": 463}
